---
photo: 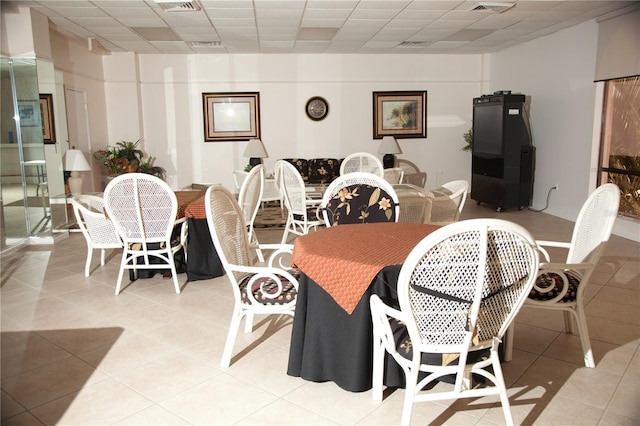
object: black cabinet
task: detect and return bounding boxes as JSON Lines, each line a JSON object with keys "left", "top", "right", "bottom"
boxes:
{"left": 471, "top": 94, "right": 535, "bottom": 211}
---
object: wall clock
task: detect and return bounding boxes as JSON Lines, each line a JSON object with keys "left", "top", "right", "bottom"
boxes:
{"left": 306, "top": 96, "right": 329, "bottom": 121}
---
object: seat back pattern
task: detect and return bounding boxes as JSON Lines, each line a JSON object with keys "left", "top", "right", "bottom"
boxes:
{"left": 398, "top": 219, "right": 539, "bottom": 351}
{"left": 339, "top": 152, "right": 384, "bottom": 177}
{"left": 205, "top": 185, "right": 254, "bottom": 278}
{"left": 321, "top": 172, "right": 400, "bottom": 226}
{"left": 72, "top": 194, "right": 122, "bottom": 246}
{"left": 238, "top": 164, "right": 264, "bottom": 231}
{"left": 277, "top": 160, "right": 308, "bottom": 217}
{"left": 430, "top": 180, "right": 469, "bottom": 223}
{"left": 383, "top": 167, "right": 404, "bottom": 185}
{"left": 104, "top": 174, "right": 177, "bottom": 245}
{"left": 567, "top": 183, "right": 620, "bottom": 265}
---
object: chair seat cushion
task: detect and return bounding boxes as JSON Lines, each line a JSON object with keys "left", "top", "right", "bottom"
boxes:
{"left": 389, "top": 317, "right": 489, "bottom": 366}
{"left": 324, "top": 184, "right": 397, "bottom": 225}
{"left": 240, "top": 268, "right": 300, "bottom": 305}
{"left": 529, "top": 270, "right": 581, "bottom": 302}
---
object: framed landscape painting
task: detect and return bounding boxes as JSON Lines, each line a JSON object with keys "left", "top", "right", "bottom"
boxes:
{"left": 202, "top": 92, "right": 261, "bottom": 142}
{"left": 373, "top": 91, "right": 427, "bottom": 139}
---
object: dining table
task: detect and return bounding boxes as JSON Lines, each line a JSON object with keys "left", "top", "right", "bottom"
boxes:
{"left": 286, "top": 221, "right": 441, "bottom": 392}
{"left": 133, "top": 190, "right": 224, "bottom": 281}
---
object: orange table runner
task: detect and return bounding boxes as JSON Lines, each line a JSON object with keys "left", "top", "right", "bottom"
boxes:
{"left": 176, "top": 191, "right": 206, "bottom": 219}
{"left": 291, "top": 222, "right": 440, "bottom": 314}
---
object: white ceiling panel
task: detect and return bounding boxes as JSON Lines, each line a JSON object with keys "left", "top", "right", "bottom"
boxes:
{"left": 6, "top": 0, "right": 637, "bottom": 54}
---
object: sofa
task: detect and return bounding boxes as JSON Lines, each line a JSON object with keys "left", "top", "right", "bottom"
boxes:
{"left": 282, "top": 158, "right": 342, "bottom": 184}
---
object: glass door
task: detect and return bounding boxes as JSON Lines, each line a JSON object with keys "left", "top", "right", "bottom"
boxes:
{"left": 1, "top": 56, "right": 51, "bottom": 252}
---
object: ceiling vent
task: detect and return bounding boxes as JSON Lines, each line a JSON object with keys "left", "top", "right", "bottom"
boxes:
{"left": 397, "top": 41, "right": 433, "bottom": 48}
{"left": 469, "top": 2, "right": 515, "bottom": 13}
{"left": 154, "top": 0, "right": 201, "bottom": 12}
{"left": 190, "top": 41, "right": 223, "bottom": 48}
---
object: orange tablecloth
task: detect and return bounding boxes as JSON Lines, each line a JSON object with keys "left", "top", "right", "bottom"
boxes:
{"left": 175, "top": 191, "right": 206, "bottom": 219}
{"left": 291, "top": 222, "right": 440, "bottom": 314}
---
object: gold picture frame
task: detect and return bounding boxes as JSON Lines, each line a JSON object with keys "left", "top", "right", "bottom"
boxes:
{"left": 39, "top": 93, "right": 56, "bottom": 144}
{"left": 202, "top": 92, "right": 261, "bottom": 142}
{"left": 373, "top": 91, "right": 427, "bottom": 139}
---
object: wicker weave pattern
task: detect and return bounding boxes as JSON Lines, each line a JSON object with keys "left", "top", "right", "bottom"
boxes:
{"left": 104, "top": 174, "right": 184, "bottom": 295}
{"left": 71, "top": 194, "right": 122, "bottom": 277}
{"left": 239, "top": 164, "right": 265, "bottom": 261}
{"left": 370, "top": 219, "right": 539, "bottom": 426}
{"left": 205, "top": 185, "right": 299, "bottom": 368}
{"left": 275, "top": 160, "right": 323, "bottom": 243}
{"left": 339, "top": 152, "right": 384, "bottom": 177}
{"left": 429, "top": 180, "right": 469, "bottom": 224}
{"left": 522, "top": 183, "right": 621, "bottom": 368}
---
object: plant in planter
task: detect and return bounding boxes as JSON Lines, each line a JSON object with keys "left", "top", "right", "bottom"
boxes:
{"left": 138, "top": 156, "right": 167, "bottom": 180}
{"left": 93, "top": 139, "right": 167, "bottom": 180}
{"left": 462, "top": 128, "right": 473, "bottom": 152}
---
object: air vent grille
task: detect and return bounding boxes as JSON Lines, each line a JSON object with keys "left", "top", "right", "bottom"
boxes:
{"left": 155, "top": 1, "right": 201, "bottom": 12}
{"left": 469, "top": 2, "right": 515, "bottom": 13}
{"left": 397, "top": 41, "right": 432, "bottom": 48}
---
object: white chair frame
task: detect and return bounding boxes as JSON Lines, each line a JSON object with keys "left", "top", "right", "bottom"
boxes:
{"left": 238, "top": 164, "right": 265, "bottom": 262}
{"left": 370, "top": 219, "right": 540, "bottom": 426}
{"left": 320, "top": 172, "right": 400, "bottom": 227}
{"left": 104, "top": 173, "right": 187, "bottom": 295}
{"left": 339, "top": 152, "right": 384, "bottom": 177}
{"left": 71, "top": 194, "right": 123, "bottom": 277}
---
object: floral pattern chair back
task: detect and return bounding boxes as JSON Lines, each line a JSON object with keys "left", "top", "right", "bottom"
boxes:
{"left": 320, "top": 172, "right": 400, "bottom": 226}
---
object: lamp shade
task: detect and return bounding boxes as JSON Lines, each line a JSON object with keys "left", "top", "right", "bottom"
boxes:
{"left": 65, "top": 149, "right": 91, "bottom": 171}
{"left": 243, "top": 139, "right": 268, "bottom": 159}
{"left": 377, "top": 136, "right": 402, "bottom": 155}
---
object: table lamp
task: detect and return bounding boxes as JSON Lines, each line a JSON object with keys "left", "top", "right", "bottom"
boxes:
{"left": 243, "top": 138, "right": 268, "bottom": 167}
{"left": 65, "top": 148, "right": 91, "bottom": 196}
{"left": 378, "top": 136, "right": 402, "bottom": 169}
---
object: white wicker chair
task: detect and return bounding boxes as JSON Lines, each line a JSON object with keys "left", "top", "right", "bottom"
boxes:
{"left": 339, "top": 152, "right": 384, "bottom": 177}
{"left": 104, "top": 174, "right": 187, "bottom": 295}
{"left": 275, "top": 159, "right": 323, "bottom": 243}
{"left": 238, "top": 164, "right": 265, "bottom": 262}
{"left": 382, "top": 167, "right": 404, "bottom": 185}
{"left": 205, "top": 184, "right": 299, "bottom": 368}
{"left": 429, "top": 179, "right": 469, "bottom": 224}
{"left": 397, "top": 158, "right": 427, "bottom": 188}
{"left": 370, "top": 219, "right": 540, "bottom": 426}
{"left": 320, "top": 172, "right": 400, "bottom": 227}
{"left": 71, "top": 194, "right": 123, "bottom": 277}
{"left": 393, "top": 184, "right": 434, "bottom": 224}
{"left": 507, "top": 183, "right": 621, "bottom": 368}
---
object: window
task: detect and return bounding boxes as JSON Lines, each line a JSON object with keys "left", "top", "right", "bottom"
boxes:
{"left": 598, "top": 76, "right": 640, "bottom": 219}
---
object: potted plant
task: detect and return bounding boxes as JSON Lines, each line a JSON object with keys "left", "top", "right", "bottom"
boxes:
{"left": 138, "top": 156, "right": 167, "bottom": 180}
{"left": 114, "top": 140, "right": 144, "bottom": 172}
{"left": 462, "top": 128, "right": 473, "bottom": 152}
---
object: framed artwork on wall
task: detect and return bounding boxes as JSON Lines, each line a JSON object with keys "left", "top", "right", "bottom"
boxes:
{"left": 17, "top": 100, "right": 40, "bottom": 128}
{"left": 39, "top": 93, "right": 56, "bottom": 144}
{"left": 202, "top": 92, "right": 261, "bottom": 142}
{"left": 372, "top": 91, "right": 427, "bottom": 139}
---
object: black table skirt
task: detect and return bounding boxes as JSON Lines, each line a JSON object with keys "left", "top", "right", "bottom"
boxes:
{"left": 186, "top": 218, "right": 224, "bottom": 281}
{"left": 287, "top": 264, "right": 407, "bottom": 392}
{"left": 131, "top": 218, "right": 223, "bottom": 282}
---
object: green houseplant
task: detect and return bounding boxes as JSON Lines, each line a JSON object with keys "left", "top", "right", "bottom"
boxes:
{"left": 462, "top": 128, "right": 473, "bottom": 152}
{"left": 93, "top": 139, "right": 166, "bottom": 180}
{"left": 138, "top": 156, "right": 167, "bottom": 180}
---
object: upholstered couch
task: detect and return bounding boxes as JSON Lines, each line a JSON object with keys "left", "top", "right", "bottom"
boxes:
{"left": 282, "top": 158, "right": 342, "bottom": 184}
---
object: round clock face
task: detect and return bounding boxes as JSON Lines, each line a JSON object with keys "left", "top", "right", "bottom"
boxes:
{"left": 306, "top": 96, "right": 329, "bottom": 121}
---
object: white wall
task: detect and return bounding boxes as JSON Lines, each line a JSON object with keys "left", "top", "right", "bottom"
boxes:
{"left": 104, "top": 53, "right": 481, "bottom": 192}
{"left": 487, "top": 20, "right": 639, "bottom": 241}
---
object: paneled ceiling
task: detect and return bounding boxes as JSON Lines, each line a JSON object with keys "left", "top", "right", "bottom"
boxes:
{"left": 5, "top": 0, "right": 637, "bottom": 54}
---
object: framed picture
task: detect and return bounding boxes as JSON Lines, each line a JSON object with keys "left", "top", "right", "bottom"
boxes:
{"left": 39, "top": 94, "right": 56, "bottom": 144}
{"left": 17, "top": 100, "right": 41, "bottom": 128}
{"left": 372, "top": 91, "right": 427, "bottom": 139}
{"left": 202, "top": 92, "right": 261, "bottom": 142}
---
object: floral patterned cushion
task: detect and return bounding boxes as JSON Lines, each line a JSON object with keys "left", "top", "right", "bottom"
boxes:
{"left": 283, "top": 158, "right": 309, "bottom": 183}
{"left": 239, "top": 268, "right": 300, "bottom": 305}
{"left": 324, "top": 184, "right": 397, "bottom": 225}
{"left": 389, "top": 317, "right": 490, "bottom": 366}
{"left": 528, "top": 270, "right": 581, "bottom": 302}
{"left": 308, "top": 158, "right": 341, "bottom": 184}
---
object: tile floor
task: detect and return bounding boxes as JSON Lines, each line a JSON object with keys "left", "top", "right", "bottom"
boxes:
{"left": 1, "top": 201, "right": 639, "bottom": 425}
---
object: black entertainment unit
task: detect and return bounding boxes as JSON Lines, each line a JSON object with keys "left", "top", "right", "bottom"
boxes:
{"left": 471, "top": 93, "right": 535, "bottom": 211}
